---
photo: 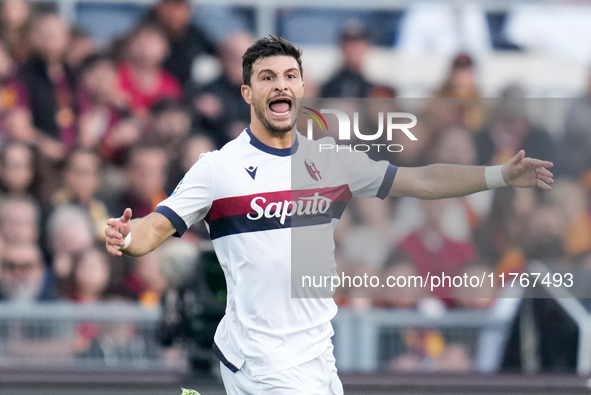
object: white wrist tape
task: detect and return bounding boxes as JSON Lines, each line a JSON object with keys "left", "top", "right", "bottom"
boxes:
{"left": 120, "top": 232, "right": 132, "bottom": 251}
{"left": 485, "top": 165, "right": 508, "bottom": 189}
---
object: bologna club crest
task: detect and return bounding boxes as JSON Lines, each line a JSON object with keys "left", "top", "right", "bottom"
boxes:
{"left": 305, "top": 158, "right": 322, "bottom": 181}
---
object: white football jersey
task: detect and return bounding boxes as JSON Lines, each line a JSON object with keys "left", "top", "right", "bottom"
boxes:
{"left": 156, "top": 129, "right": 397, "bottom": 376}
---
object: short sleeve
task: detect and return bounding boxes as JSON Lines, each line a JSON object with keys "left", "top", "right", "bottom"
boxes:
{"left": 338, "top": 149, "right": 398, "bottom": 199}
{"left": 155, "top": 155, "right": 215, "bottom": 237}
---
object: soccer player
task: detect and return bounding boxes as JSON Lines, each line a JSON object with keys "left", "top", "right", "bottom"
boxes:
{"left": 105, "top": 36, "right": 553, "bottom": 394}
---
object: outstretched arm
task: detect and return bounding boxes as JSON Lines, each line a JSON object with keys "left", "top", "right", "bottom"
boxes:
{"left": 105, "top": 208, "right": 177, "bottom": 257}
{"left": 389, "top": 150, "right": 553, "bottom": 199}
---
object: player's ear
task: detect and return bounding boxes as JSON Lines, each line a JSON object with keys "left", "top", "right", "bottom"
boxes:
{"left": 241, "top": 85, "right": 252, "bottom": 105}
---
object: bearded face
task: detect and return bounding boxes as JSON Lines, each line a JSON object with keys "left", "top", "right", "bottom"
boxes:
{"left": 243, "top": 55, "right": 304, "bottom": 136}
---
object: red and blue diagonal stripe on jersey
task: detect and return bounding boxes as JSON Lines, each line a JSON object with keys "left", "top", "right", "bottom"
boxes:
{"left": 204, "top": 185, "right": 352, "bottom": 239}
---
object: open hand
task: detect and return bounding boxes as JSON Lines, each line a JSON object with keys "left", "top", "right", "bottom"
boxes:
{"left": 105, "top": 208, "right": 132, "bottom": 256}
{"left": 501, "top": 150, "right": 554, "bottom": 190}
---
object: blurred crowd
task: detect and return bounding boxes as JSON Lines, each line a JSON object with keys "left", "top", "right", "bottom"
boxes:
{"left": 0, "top": 0, "right": 222, "bottom": 309}
{"left": 0, "top": 0, "right": 590, "bottom": 375}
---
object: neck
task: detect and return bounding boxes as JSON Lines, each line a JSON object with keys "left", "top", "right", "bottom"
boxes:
{"left": 248, "top": 119, "right": 294, "bottom": 150}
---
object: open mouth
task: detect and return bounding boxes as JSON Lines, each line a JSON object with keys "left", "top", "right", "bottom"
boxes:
{"left": 268, "top": 97, "right": 292, "bottom": 116}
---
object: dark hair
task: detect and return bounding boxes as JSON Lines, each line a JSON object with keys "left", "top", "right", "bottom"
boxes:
{"left": 79, "top": 52, "right": 114, "bottom": 75}
{"left": 62, "top": 147, "right": 103, "bottom": 174}
{"left": 0, "top": 141, "right": 42, "bottom": 200}
{"left": 150, "top": 98, "right": 189, "bottom": 117}
{"left": 70, "top": 25, "right": 91, "bottom": 40}
{"left": 242, "top": 35, "right": 303, "bottom": 86}
{"left": 128, "top": 22, "right": 168, "bottom": 45}
{"left": 62, "top": 245, "right": 114, "bottom": 301}
{"left": 126, "top": 143, "right": 168, "bottom": 168}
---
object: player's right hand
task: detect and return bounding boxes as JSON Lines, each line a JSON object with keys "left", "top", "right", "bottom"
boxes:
{"left": 105, "top": 208, "right": 132, "bottom": 256}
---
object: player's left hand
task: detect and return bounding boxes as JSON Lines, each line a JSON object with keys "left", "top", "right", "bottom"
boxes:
{"left": 501, "top": 150, "right": 554, "bottom": 190}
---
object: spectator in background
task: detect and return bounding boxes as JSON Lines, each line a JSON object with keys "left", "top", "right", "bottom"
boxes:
{"left": 432, "top": 53, "right": 485, "bottom": 132}
{"left": 390, "top": 329, "right": 473, "bottom": 373}
{"left": 0, "top": 242, "right": 54, "bottom": 302}
{"left": 436, "top": 53, "right": 479, "bottom": 99}
{"left": 356, "top": 84, "right": 398, "bottom": 161}
{"left": 52, "top": 149, "right": 110, "bottom": 241}
{"left": 339, "top": 197, "right": 394, "bottom": 306}
{"left": 520, "top": 199, "right": 566, "bottom": 263}
{"left": 0, "top": 38, "right": 62, "bottom": 161}
{"left": 117, "top": 23, "right": 182, "bottom": 119}
{"left": 474, "top": 187, "right": 536, "bottom": 275}
{"left": 145, "top": 0, "right": 215, "bottom": 85}
{"left": 46, "top": 204, "right": 95, "bottom": 280}
{"left": 77, "top": 54, "right": 137, "bottom": 163}
{"left": 59, "top": 246, "right": 120, "bottom": 360}
{"left": 431, "top": 126, "right": 478, "bottom": 166}
{"left": 0, "top": 0, "right": 31, "bottom": 64}
{"left": 375, "top": 250, "right": 426, "bottom": 309}
{"left": 0, "top": 141, "right": 36, "bottom": 197}
{"left": 148, "top": 99, "right": 193, "bottom": 192}
{"left": 1, "top": 141, "right": 58, "bottom": 205}
{"left": 191, "top": 31, "right": 252, "bottom": 146}
{"left": 546, "top": 179, "right": 591, "bottom": 262}
{"left": 181, "top": 133, "right": 215, "bottom": 173}
{"left": 320, "top": 21, "right": 373, "bottom": 98}
{"left": 388, "top": 114, "right": 430, "bottom": 168}
{"left": 452, "top": 260, "right": 496, "bottom": 309}
{"left": 397, "top": 198, "right": 478, "bottom": 302}
{"left": 0, "top": 141, "right": 57, "bottom": 203}
{"left": 563, "top": 69, "right": 591, "bottom": 178}
{"left": 158, "top": 237, "right": 199, "bottom": 290}
{"left": 65, "top": 26, "right": 95, "bottom": 74}
{"left": 150, "top": 98, "right": 191, "bottom": 160}
{"left": 125, "top": 249, "right": 167, "bottom": 308}
{"left": 476, "top": 85, "right": 553, "bottom": 166}
{"left": 0, "top": 195, "right": 39, "bottom": 245}
{"left": 20, "top": 13, "right": 76, "bottom": 158}
{"left": 109, "top": 145, "right": 168, "bottom": 219}
{"left": 342, "top": 197, "right": 394, "bottom": 271}
{"left": 389, "top": 126, "right": 486, "bottom": 251}
{"left": 0, "top": 39, "right": 29, "bottom": 136}
{"left": 61, "top": 246, "right": 112, "bottom": 303}
{"left": 429, "top": 126, "right": 490, "bottom": 239}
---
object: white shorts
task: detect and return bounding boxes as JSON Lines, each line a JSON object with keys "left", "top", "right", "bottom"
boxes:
{"left": 220, "top": 344, "right": 344, "bottom": 395}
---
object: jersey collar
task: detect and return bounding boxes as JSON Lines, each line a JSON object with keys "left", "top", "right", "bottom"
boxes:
{"left": 246, "top": 128, "right": 299, "bottom": 157}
